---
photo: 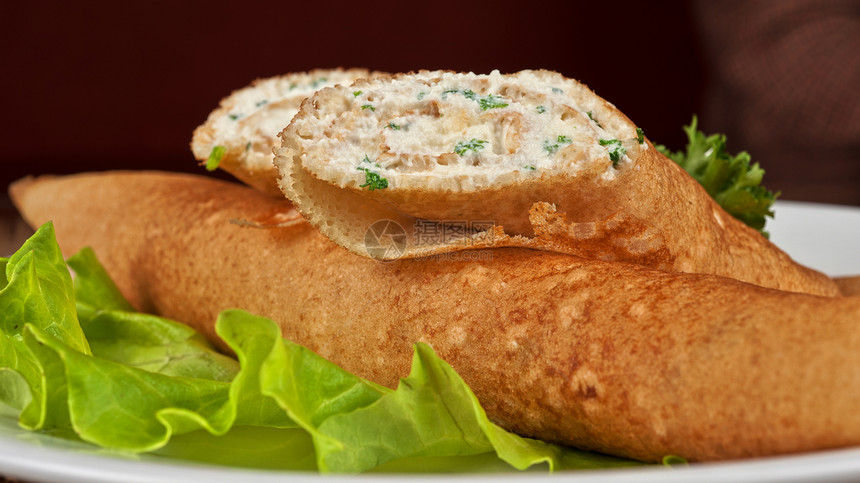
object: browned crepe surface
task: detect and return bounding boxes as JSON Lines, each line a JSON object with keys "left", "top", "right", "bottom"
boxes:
{"left": 276, "top": 72, "right": 838, "bottom": 297}
{"left": 10, "top": 171, "right": 860, "bottom": 463}
{"left": 836, "top": 276, "right": 860, "bottom": 297}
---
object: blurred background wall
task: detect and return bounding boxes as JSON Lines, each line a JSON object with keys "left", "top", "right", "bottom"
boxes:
{"left": 1, "top": 0, "right": 857, "bottom": 248}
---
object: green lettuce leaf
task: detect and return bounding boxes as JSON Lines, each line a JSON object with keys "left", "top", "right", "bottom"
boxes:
{"left": 0, "top": 223, "right": 646, "bottom": 473}
{"left": 0, "top": 225, "right": 295, "bottom": 451}
{"left": 229, "top": 310, "right": 641, "bottom": 473}
{"left": 0, "top": 223, "right": 87, "bottom": 431}
{"left": 68, "top": 248, "right": 240, "bottom": 381}
{"left": 656, "top": 116, "right": 779, "bottom": 236}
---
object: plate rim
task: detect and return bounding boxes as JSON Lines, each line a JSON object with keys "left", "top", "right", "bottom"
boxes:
{"left": 1, "top": 200, "right": 859, "bottom": 482}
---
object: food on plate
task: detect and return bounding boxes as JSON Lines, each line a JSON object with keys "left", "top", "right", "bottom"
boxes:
{"left": 273, "top": 70, "right": 838, "bottom": 296}
{"left": 191, "top": 68, "right": 375, "bottom": 196}
{"left": 11, "top": 171, "right": 860, "bottom": 463}
{"left": 2, "top": 225, "right": 621, "bottom": 473}
{"left": 836, "top": 275, "right": 860, "bottom": 297}
{"left": 656, "top": 116, "right": 778, "bottom": 235}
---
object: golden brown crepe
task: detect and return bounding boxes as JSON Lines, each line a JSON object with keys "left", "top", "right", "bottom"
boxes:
{"left": 191, "top": 68, "right": 375, "bottom": 196}
{"left": 836, "top": 276, "right": 860, "bottom": 297}
{"left": 274, "top": 70, "right": 838, "bottom": 296}
{"left": 10, "top": 171, "right": 860, "bottom": 463}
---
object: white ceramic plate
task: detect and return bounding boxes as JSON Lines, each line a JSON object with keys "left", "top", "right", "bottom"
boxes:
{"left": 766, "top": 201, "right": 860, "bottom": 277}
{"left": 1, "top": 200, "right": 859, "bottom": 483}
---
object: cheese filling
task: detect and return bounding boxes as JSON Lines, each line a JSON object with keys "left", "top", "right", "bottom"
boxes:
{"left": 297, "top": 71, "right": 645, "bottom": 190}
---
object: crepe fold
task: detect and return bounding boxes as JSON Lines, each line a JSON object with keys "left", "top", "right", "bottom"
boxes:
{"left": 274, "top": 70, "right": 838, "bottom": 296}
{"left": 191, "top": 68, "right": 376, "bottom": 196}
{"left": 10, "top": 171, "right": 860, "bottom": 463}
{"left": 836, "top": 276, "right": 860, "bottom": 297}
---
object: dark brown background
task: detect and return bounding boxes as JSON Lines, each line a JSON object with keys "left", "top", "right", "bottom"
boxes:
{"left": 0, "top": 1, "right": 701, "bottom": 195}
{"left": 1, "top": 0, "right": 857, "bottom": 252}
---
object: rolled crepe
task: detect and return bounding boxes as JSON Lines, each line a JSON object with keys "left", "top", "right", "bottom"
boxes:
{"left": 836, "top": 276, "right": 860, "bottom": 297}
{"left": 192, "top": 68, "right": 375, "bottom": 196}
{"left": 10, "top": 171, "right": 860, "bottom": 463}
{"left": 274, "top": 70, "right": 838, "bottom": 296}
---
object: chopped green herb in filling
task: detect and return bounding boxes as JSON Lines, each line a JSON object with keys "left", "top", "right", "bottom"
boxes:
{"left": 543, "top": 135, "right": 573, "bottom": 155}
{"left": 356, "top": 155, "right": 386, "bottom": 189}
{"left": 599, "top": 139, "right": 626, "bottom": 167}
{"left": 205, "top": 145, "right": 226, "bottom": 171}
{"left": 417, "top": 91, "right": 427, "bottom": 100}
{"left": 478, "top": 94, "right": 507, "bottom": 110}
{"left": 361, "top": 104, "right": 376, "bottom": 111}
{"left": 543, "top": 142, "right": 559, "bottom": 155}
{"left": 386, "top": 123, "right": 401, "bottom": 130}
{"left": 255, "top": 99, "right": 268, "bottom": 107}
{"left": 444, "top": 89, "right": 509, "bottom": 111}
{"left": 454, "top": 138, "right": 488, "bottom": 156}
{"left": 356, "top": 166, "right": 388, "bottom": 190}
{"left": 353, "top": 90, "right": 363, "bottom": 97}
{"left": 536, "top": 105, "right": 546, "bottom": 114}
{"left": 441, "top": 88, "right": 459, "bottom": 99}
{"left": 551, "top": 87, "right": 563, "bottom": 94}
{"left": 524, "top": 165, "right": 536, "bottom": 170}
{"left": 228, "top": 113, "right": 242, "bottom": 121}
{"left": 462, "top": 89, "right": 508, "bottom": 110}
{"left": 245, "top": 142, "right": 252, "bottom": 151}
{"left": 587, "top": 111, "right": 601, "bottom": 127}
{"left": 636, "top": 127, "right": 645, "bottom": 144}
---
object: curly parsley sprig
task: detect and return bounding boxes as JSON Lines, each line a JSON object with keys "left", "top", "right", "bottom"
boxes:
{"left": 656, "top": 116, "right": 779, "bottom": 236}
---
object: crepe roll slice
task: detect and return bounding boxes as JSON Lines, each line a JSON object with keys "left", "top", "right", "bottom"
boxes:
{"left": 10, "top": 171, "right": 860, "bottom": 462}
{"left": 274, "top": 70, "right": 838, "bottom": 296}
{"left": 192, "top": 68, "right": 375, "bottom": 196}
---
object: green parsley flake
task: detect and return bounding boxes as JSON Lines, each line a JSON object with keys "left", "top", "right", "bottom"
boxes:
{"left": 387, "top": 123, "right": 401, "bottom": 130}
{"left": 543, "top": 135, "right": 573, "bottom": 155}
{"left": 245, "top": 142, "right": 252, "bottom": 151}
{"left": 599, "top": 139, "right": 626, "bottom": 167}
{"left": 356, "top": 165, "right": 388, "bottom": 190}
{"left": 255, "top": 99, "right": 269, "bottom": 107}
{"left": 524, "top": 165, "right": 536, "bottom": 170}
{"left": 454, "top": 138, "right": 488, "bottom": 156}
{"left": 361, "top": 154, "right": 381, "bottom": 167}
{"left": 417, "top": 91, "right": 427, "bottom": 100}
{"left": 551, "top": 87, "right": 563, "bottom": 94}
{"left": 536, "top": 105, "right": 546, "bottom": 114}
{"left": 477, "top": 94, "right": 508, "bottom": 110}
{"left": 441, "top": 88, "right": 459, "bottom": 99}
{"left": 636, "top": 127, "right": 645, "bottom": 144}
{"left": 445, "top": 89, "right": 508, "bottom": 111}
{"left": 228, "top": 113, "right": 242, "bottom": 121}
{"left": 353, "top": 90, "right": 362, "bottom": 97}
{"left": 587, "top": 111, "right": 601, "bottom": 127}
{"left": 205, "top": 145, "right": 226, "bottom": 171}
{"left": 361, "top": 104, "right": 376, "bottom": 111}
